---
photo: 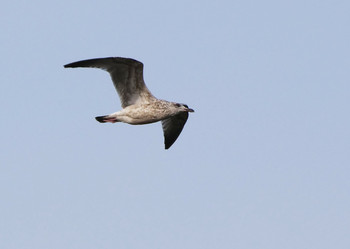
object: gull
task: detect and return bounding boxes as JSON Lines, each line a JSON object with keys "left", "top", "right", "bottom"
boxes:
{"left": 64, "top": 57, "right": 194, "bottom": 149}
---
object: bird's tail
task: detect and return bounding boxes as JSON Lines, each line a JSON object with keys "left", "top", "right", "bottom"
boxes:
{"left": 95, "top": 115, "right": 118, "bottom": 123}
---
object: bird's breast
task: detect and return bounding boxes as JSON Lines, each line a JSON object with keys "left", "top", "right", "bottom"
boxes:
{"left": 120, "top": 103, "right": 173, "bottom": 125}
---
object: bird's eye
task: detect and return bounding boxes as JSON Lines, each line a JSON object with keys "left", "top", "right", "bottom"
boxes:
{"left": 175, "top": 103, "right": 181, "bottom": 107}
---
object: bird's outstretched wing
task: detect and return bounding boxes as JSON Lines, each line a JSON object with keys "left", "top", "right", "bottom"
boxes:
{"left": 64, "top": 57, "right": 156, "bottom": 107}
{"left": 161, "top": 112, "right": 189, "bottom": 149}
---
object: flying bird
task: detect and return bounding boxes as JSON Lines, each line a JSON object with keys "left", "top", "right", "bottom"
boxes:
{"left": 64, "top": 57, "right": 194, "bottom": 149}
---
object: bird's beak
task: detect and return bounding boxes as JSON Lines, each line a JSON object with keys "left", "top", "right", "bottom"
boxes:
{"left": 186, "top": 108, "right": 195, "bottom": 113}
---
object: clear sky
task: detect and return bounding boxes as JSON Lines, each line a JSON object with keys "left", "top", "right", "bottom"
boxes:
{"left": 1, "top": 0, "right": 349, "bottom": 248}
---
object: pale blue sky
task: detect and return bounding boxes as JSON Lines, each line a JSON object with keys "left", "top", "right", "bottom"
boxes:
{"left": 1, "top": 0, "right": 349, "bottom": 248}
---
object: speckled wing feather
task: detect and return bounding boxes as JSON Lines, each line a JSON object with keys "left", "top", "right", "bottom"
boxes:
{"left": 161, "top": 112, "right": 189, "bottom": 149}
{"left": 64, "top": 57, "right": 155, "bottom": 107}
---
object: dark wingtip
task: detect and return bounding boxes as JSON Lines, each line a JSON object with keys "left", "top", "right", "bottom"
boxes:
{"left": 164, "top": 142, "right": 173, "bottom": 150}
{"left": 63, "top": 60, "right": 92, "bottom": 68}
{"left": 64, "top": 62, "right": 78, "bottom": 68}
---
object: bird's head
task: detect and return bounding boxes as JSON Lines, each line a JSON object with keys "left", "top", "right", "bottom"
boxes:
{"left": 174, "top": 103, "right": 195, "bottom": 113}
